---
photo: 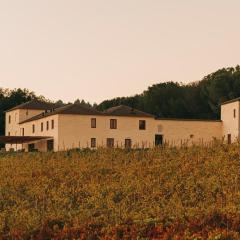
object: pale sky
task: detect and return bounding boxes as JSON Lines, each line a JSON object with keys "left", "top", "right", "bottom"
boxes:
{"left": 0, "top": 0, "right": 239, "bottom": 104}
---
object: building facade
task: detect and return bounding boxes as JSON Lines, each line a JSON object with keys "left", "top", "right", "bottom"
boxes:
{"left": 3, "top": 98, "right": 239, "bottom": 152}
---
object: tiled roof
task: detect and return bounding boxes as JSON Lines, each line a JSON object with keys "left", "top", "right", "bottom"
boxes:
{"left": 6, "top": 100, "right": 59, "bottom": 112}
{"left": 103, "top": 105, "right": 155, "bottom": 118}
{"left": 221, "top": 97, "right": 240, "bottom": 105}
{"left": 156, "top": 117, "right": 222, "bottom": 122}
{"left": 20, "top": 103, "right": 102, "bottom": 124}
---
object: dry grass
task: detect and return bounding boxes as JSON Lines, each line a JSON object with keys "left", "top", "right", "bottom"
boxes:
{"left": 1, "top": 144, "right": 240, "bottom": 239}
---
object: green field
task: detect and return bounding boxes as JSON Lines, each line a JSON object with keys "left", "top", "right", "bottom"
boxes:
{"left": 1, "top": 144, "right": 240, "bottom": 239}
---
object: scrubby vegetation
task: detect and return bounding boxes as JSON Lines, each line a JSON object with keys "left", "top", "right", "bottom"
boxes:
{"left": 1, "top": 144, "right": 240, "bottom": 239}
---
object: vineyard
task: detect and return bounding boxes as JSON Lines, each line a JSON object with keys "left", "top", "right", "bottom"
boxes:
{"left": 1, "top": 144, "right": 240, "bottom": 239}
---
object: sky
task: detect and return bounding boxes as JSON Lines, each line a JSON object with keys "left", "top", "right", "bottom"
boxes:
{"left": 0, "top": 0, "right": 240, "bottom": 104}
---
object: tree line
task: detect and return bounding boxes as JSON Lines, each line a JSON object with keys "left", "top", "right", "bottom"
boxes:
{"left": 1, "top": 66, "right": 240, "bottom": 136}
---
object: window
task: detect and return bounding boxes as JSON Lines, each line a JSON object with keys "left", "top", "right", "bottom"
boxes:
{"left": 32, "top": 124, "right": 35, "bottom": 133}
{"left": 107, "top": 138, "right": 114, "bottom": 148}
{"left": 8, "top": 115, "right": 11, "bottom": 124}
{"left": 51, "top": 120, "right": 54, "bottom": 129}
{"left": 227, "top": 134, "right": 231, "bottom": 144}
{"left": 8, "top": 132, "right": 10, "bottom": 136}
{"left": 28, "top": 144, "right": 35, "bottom": 152}
{"left": 139, "top": 120, "right": 146, "bottom": 130}
{"left": 110, "top": 119, "right": 117, "bottom": 129}
{"left": 46, "top": 121, "right": 49, "bottom": 131}
{"left": 91, "top": 118, "right": 96, "bottom": 128}
{"left": 234, "top": 109, "right": 236, "bottom": 118}
{"left": 41, "top": 122, "right": 44, "bottom": 132}
{"left": 125, "top": 139, "right": 132, "bottom": 149}
{"left": 22, "top": 128, "right": 25, "bottom": 136}
{"left": 91, "top": 138, "right": 96, "bottom": 148}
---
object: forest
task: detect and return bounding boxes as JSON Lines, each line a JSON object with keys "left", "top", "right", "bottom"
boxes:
{"left": 1, "top": 66, "right": 240, "bottom": 136}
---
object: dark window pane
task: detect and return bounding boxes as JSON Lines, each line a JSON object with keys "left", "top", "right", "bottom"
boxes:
{"left": 110, "top": 119, "right": 117, "bottom": 129}
{"left": 107, "top": 138, "right": 114, "bottom": 148}
{"left": 91, "top": 118, "right": 96, "bottom": 128}
{"left": 51, "top": 120, "right": 54, "bottom": 129}
{"left": 91, "top": 138, "right": 96, "bottom": 148}
{"left": 139, "top": 120, "right": 146, "bottom": 130}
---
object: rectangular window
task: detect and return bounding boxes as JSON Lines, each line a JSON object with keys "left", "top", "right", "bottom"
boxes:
{"left": 8, "top": 132, "right": 10, "bottom": 136}
{"left": 51, "top": 120, "right": 54, "bottom": 129}
{"left": 227, "top": 134, "right": 231, "bottom": 144}
{"left": 41, "top": 122, "right": 44, "bottom": 132}
{"left": 8, "top": 115, "right": 11, "bottom": 124}
{"left": 125, "top": 139, "right": 132, "bottom": 149}
{"left": 91, "top": 138, "right": 96, "bottom": 148}
{"left": 234, "top": 109, "right": 236, "bottom": 118}
{"left": 22, "top": 128, "right": 25, "bottom": 136}
{"left": 46, "top": 121, "right": 49, "bottom": 131}
{"left": 110, "top": 119, "right": 117, "bottom": 129}
{"left": 32, "top": 124, "right": 35, "bottom": 133}
{"left": 91, "top": 118, "right": 96, "bottom": 128}
{"left": 107, "top": 138, "right": 114, "bottom": 148}
{"left": 139, "top": 120, "right": 146, "bottom": 130}
{"left": 28, "top": 144, "right": 35, "bottom": 152}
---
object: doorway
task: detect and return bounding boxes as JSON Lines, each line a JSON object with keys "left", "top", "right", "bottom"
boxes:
{"left": 28, "top": 143, "right": 35, "bottom": 152}
{"left": 47, "top": 140, "right": 54, "bottom": 151}
{"left": 155, "top": 134, "right": 163, "bottom": 146}
{"left": 125, "top": 139, "right": 132, "bottom": 149}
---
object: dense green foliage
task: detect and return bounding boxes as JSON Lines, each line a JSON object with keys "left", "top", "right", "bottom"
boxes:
{"left": 1, "top": 144, "right": 240, "bottom": 239}
{"left": 97, "top": 66, "right": 240, "bottom": 119}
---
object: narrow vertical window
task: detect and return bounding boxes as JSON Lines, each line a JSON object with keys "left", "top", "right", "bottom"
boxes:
{"left": 110, "top": 119, "right": 117, "bottom": 129}
{"left": 41, "top": 122, "right": 44, "bottom": 132}
{"left": 139, "top": 120, "right": 146, "bottom": 130}
{"left": 91, "top": 138, "right": 96, "bottom": 148}
{"left": 32, "top": 124, "right": 35, "bottom": 133}
{"left": 51, "top": 120, "right": 54, "bottom": 129}
{"left": 91, "top": 118, "right": 96, "bottom": 128}
{"left": 8, "top": 115, "right": 11, "bottom": 124}
{"left": 8, "top": 132, "right": 10, "bottom": 136}
{"left": 22, "top": 128, "right": 25, "bottom": 136}
{"left": 227, "top": 134, "right": 232, "bottom": 144}
{"left": 46, "top": 121, "right": 49, "bottom": 131}
{"left": 234, "top": 109, "right": 236, "bottom": 118}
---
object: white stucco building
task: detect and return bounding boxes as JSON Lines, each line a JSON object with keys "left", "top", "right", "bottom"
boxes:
{"left": 1, "top": 97, "right": 239, "bottom": 152}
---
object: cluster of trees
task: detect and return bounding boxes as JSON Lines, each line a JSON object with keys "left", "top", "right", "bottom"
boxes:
{"left": 0, "top": 66, "right": 240, "bottom": 136}
{"left": 97, "top": 66, "right": 240, "bottom": 119}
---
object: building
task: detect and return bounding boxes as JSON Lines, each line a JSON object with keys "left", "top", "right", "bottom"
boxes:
{"left": 1, "top": 97, "right": 238, "bottom": 152}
